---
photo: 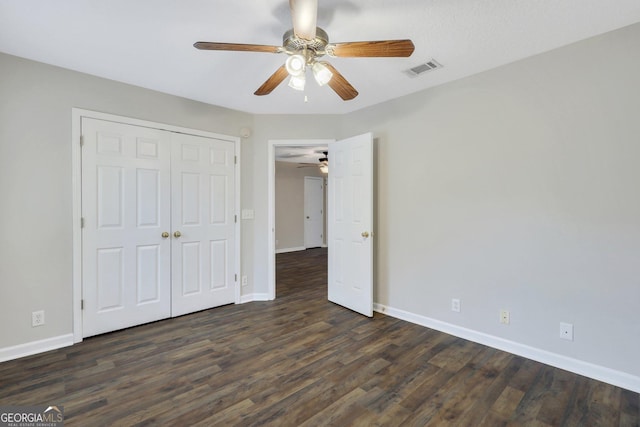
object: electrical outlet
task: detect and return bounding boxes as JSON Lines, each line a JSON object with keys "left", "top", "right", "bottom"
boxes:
{"left": 560, "top": 322, "right": 574, "bottom": 341}
{"left": 241, "top": 275, "right": 248, "bottom": 287}
{"left": 451, "top": 298, "right": 461, "bottom": 313}
{"left": 500, "top": 309, "right": 510, "bottom": 325}
{"left": 32, "top": 310, "right": 45, "bottom": 327}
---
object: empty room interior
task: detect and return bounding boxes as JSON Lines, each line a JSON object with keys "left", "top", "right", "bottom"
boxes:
{"left": 1, "top": 1, "right": 639, "bottom": 425}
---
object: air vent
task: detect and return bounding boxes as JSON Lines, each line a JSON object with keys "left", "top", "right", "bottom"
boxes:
{"left": 405, "top": 59, "right": 443, "bottom": 77}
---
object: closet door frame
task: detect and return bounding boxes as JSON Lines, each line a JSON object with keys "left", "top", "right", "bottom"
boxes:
{"left": 71, "top": 108, "right": 241, "bottom": 344}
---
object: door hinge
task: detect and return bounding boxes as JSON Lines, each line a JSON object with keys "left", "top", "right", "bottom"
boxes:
{"left": 235, "top": 274, "right": 238, "bottom": 282}
{"left": 81, "top": 299, "right": 84, "bottom": 310}
{"left": 80, "top": 217, "right": 85, "bottom": 228}
{"left": 235, "top": 215, "right": 237, "bottom": 223}
{"left": 234, "top": 155, "right": 237, "bottom": 164}
{"left": 80, "top": 135, "right": 84, "bottom": 147}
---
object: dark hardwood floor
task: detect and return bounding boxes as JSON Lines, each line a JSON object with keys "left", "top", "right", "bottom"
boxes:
{"left": 1, "top": 247, "right": 638, "bottom": 426}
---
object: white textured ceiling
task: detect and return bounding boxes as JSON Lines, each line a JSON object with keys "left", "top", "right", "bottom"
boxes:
{"left": 275, "top": 146, "right": 328, "bottom": 164}
{"left": 1, "top": 0, "right": 639, "bottom": 115}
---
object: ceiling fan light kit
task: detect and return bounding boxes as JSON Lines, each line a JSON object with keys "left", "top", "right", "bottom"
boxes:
{"left": 194, "top": 0, "right": 415, "bottom": 100}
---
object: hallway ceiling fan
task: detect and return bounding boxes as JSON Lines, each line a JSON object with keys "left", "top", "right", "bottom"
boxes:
{"left": 194, "top": 0, "right": 415, "bottom": 100}
{"left": 298, "top": 151, "right": 328, "bottom": 173}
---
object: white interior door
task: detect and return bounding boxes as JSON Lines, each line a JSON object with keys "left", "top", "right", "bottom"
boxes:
{"left": 328, "top": 133, "right": 374, "bottom": 317}
{"left": 304, "top": 176, "right": 324, "bottom": 248}
{"left": 82, "top": 118, "right": 172, "bottom": 337}
{"left": 171, "top": 133, "right": 236, "bottom": 317}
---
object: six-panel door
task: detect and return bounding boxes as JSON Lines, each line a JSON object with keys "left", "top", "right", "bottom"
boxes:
{"left": 82, "top": 118, "right": 172, "bottom": 337}
{"left": 170, "top": 133, "right": 236, "bottom": 317}
{"left": 328, "top": 133, "right": 374, "bottom": 317}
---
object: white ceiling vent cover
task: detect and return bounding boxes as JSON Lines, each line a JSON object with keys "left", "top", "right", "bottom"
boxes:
{"left": 406, "top": 59, "right": 443, "bottom": 77}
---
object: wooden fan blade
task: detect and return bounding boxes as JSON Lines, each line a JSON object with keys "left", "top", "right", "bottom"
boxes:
{"left": 329, "top": 40, "right": 415, "bottom": 57}
{"left": 322, "top": 63, "right": 358, "bottom": 101}
{"left": 194, "top": 42, "right": 281, "bottom": 53}
{"left": 289, "top": 0, "right": 317, "bottom": 41}
{"left": 254, "top": 65, "right": 289, "bottom": 96}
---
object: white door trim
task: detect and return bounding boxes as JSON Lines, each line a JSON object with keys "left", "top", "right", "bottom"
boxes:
{"left": 72, "top": 108, "right": 241, "bottom": 343}
{"left": 267, "top": 139, "right": 334, "bottom": 300}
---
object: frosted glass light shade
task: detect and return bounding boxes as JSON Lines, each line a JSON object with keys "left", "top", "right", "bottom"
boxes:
{"left": 285, "top": 54, "right": 306, "bottom": 77}
{"left": 288, "top": 74, "right": 306, "bottom": 91}
{"left": 312, "top": 62, "right": 333, "bottom": 86}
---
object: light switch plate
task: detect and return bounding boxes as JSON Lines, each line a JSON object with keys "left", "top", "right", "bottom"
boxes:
{"left": 241, "top": 209, "right": 254, "bottom": 220}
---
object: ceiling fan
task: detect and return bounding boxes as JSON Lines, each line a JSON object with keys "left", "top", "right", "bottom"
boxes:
{"left": 298, "top": 151, "right": 329, "bottom": 173}
{"left": 194, "top": 0, "right": 415, "bottom": 100}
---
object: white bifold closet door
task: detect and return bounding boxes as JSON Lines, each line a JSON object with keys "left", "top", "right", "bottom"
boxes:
{"left": 81, "top": 118, "right": 235, "bottom": 337}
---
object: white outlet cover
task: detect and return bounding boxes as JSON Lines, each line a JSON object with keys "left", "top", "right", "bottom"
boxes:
{"left": 500, "top": 310, "right": 510, "bottom": 324}
{"left": 451, "top": 299, "right": 461, "bottom": 312}
{"left": 32, "top": 310, "right": 45, "bottom": 327}
{"left": 560, "top": 322, "right": 574, "bottom": 341}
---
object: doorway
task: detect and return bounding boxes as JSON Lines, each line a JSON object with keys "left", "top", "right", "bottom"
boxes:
{"left": 268, "top": 139, "right": 334, "bottom": 299}
{"left": 268, "top": 135, "right": 374, "bottom": 315}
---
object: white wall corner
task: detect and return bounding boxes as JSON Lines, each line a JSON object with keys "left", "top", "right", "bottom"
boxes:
{"left": 0, "top": 334, "right": 74, "bottom": 363}
{"left": 373, "top": 303, "right": 640, "bottom": 394}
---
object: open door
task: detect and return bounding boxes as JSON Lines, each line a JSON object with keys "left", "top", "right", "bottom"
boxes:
{"left": 328, "top": 133, "right": 373, "bottom": 316}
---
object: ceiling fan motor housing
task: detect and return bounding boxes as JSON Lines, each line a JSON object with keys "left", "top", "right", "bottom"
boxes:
{"left": 283, "top": 27, "right": 329, "bottom": 58}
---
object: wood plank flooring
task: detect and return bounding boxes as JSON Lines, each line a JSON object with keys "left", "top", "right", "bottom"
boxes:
{"left": 1, "top": 248, "right": 638, "bottom": 426}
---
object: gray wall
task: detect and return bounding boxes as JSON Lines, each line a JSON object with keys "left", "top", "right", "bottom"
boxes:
{"left": 0, "top": 52, "right": 253, "bottom": 348}
{"left": 339, "top": 23, "right": 640, "bottom": 378}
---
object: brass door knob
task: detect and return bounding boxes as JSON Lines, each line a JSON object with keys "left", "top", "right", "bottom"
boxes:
{"left": 161, "top": 232, "right": 169, "bottom": 238}
{"left": 174, "top": 231, "right": 182, "bottom": 238}
{"left": 361, "top": 231, "right": 370, "bottom": 238}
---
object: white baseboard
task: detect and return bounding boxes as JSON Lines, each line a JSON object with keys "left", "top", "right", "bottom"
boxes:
{"left": 240, "top": 293, "right": 272, "bottom": 304}
{"left": 0, "top": 334, "right": 74, "bottom": 363}
{"left": 374, "top": 303, "right": 640, "bottom": 393}
{"left": 275, "top": 246, "right": 306, "bottom": 254}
